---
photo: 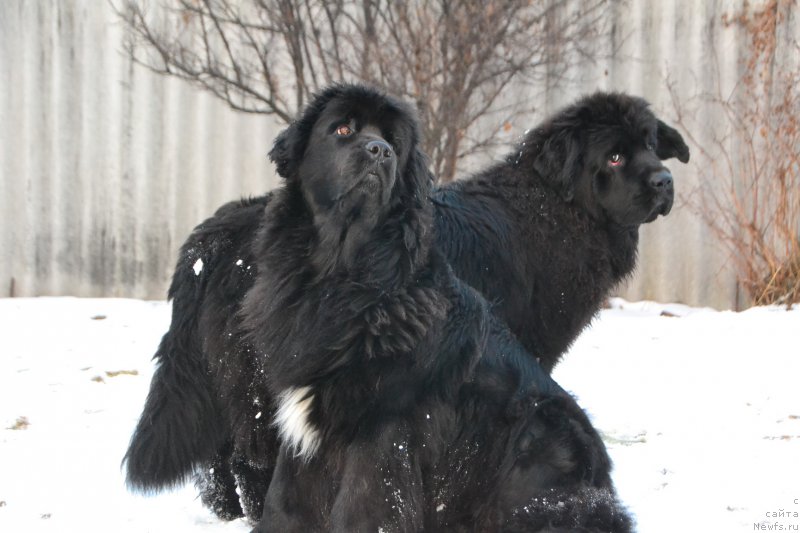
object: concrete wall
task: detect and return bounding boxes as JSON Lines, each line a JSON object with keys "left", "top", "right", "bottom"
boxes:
{"left": 0, "top": 1, "right": 282, "bottom": 299}
{"left": 2, "top": 0, "right": 794, "bottom": 308}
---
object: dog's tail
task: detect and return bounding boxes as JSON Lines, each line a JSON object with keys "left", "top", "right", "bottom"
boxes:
{"left": 123, "top": 326, "right": 224, "bottom": 492}
{"left": 123, "top": 233, "right": 226, "bottom": 493}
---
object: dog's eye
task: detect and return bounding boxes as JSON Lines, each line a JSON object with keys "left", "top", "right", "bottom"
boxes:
{"left": 608, "top": 154, "right": 624, "bottom": 167}
{"left": 335, "top": 124, "right": 353, "bottom": 137}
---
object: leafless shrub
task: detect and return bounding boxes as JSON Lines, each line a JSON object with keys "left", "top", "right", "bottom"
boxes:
{"left": 115, "top": 0, "right": 608, "bottom": 182}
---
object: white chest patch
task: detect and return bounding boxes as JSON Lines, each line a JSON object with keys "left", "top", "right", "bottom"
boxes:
{"left": 274, "top": 386, "right": 321, "bottom": 460}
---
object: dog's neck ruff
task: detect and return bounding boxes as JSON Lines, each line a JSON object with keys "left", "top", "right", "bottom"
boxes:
{"left": 274, "top": 386, "right": 321, "bottom": 460}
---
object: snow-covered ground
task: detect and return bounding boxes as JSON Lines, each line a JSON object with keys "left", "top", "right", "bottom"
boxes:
{"left": 0, "top": 297, "right": 798, "bottom": 532}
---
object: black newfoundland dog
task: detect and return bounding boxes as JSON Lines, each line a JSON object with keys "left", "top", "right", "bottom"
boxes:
{"left": 235, "top": 85, "right": 627, "bottom": 532}
{"left": 124, "top": 85, "right": 632, "bottom": 531}
{"left": 124, "top": 88, "right": 688, "bottom": 526}
{"left": 433, "top": 93, "right": 689, "bottom": 372}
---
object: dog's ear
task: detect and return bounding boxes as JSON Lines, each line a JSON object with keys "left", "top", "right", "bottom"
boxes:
{"left": 268, "top": 125, "right": 301, "bottom": 179}
{"left": 406, "top": 147, "right": 434, "bottom": 203}
{"left": 532, "top": 127, "right": 584, "bottom": 202}
{"left": 396, "top": 147, "right": 434, "bottom": 253}
{"left": 656, "top": 120, "right": 690, "bottom": 163}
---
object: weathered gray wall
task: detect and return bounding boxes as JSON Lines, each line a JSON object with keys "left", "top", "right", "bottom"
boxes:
{"left": 0, "top": 1, "right": 282, "bottom": 299}
{"left": 1, "top": 0, "right": 793, "bottom": 308}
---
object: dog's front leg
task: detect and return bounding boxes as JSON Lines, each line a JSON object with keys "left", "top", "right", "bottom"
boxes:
{"left": 251, "top": 446, "right": 330, "bottom": 533}
{"left": 330, "top": 423, "right": 424, "bottom": 533}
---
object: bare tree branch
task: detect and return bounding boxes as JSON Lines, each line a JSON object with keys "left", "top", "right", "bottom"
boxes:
{"left": 116, "top": 0, "right": 611, "bottom": 181}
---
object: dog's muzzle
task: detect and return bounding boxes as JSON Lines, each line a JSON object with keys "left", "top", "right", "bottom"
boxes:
{"left": 649, "top": 169, "right": 674, "bottom": 218}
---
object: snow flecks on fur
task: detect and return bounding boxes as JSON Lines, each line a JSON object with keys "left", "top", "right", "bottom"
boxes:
{"left": 273, "top": 386, "right": 320, "bottom": 460}
{"left": 510, "top": 486, "right": 634, "bottom": 531}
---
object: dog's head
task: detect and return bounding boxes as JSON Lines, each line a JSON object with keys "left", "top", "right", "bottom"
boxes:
{"left": 269, "top": 84, "right": 430, "bottom": 223}
{"left": 526, "top": 92, "right": 690, "bottom": 227}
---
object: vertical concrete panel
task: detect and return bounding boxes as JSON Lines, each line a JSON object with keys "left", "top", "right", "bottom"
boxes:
{"left": 26, "top": 2, "right": 55, "bottom": 296}
{"left": 0, "top": 2, "right": 21, "bottom": 296}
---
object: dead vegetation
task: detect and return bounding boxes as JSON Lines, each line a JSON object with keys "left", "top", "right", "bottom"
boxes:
{"left": 672, "top": 0, "right": 800, "bottom": 306}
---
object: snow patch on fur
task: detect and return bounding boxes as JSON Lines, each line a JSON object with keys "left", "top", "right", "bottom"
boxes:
{"left": 192, "top": 258, "right": 204, "bottom": 276}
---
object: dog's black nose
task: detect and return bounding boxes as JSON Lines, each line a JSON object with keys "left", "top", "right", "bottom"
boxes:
{"left": 365, "top": 140, "right": 394, "bottom": 160}
{"left": 649, "top": 170, "right": 673, "bottom": 191}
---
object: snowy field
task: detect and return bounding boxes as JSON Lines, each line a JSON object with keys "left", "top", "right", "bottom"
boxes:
{"left": 0, "top": 297, "right": 798, "bottom": 532}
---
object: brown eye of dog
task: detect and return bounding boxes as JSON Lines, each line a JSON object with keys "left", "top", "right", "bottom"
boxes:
{"left": 609, "top": 153, "right": 624, "bottom": 167}
{"left": 335, "top": 124, "right": 353, "bottom": 136}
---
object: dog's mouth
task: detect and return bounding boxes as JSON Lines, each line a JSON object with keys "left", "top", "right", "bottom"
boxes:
{"left": 643, "top": 195, "right": 673, "bottom": 223}
{"left": 347, "top": 171, "right": 383, "bottom": 199}
{"left": 333, "top": 168, "right": 396, "bottom": 215}
{"left": 357, "top": 163, "right": 397, "bottom": 194}
{"left": 643, "top": 210, "right": 661, "bottom": 224}
{"left": 362, "top": 170, "right": 382, "bottom": 186}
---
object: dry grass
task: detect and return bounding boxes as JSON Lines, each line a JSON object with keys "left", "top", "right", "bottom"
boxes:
{"left": 7, "top": 416, "right": 30, "bottom": 430}
{"left": 105, "top": 369, "right": 139, "bottom": 378}
{"left": 751, "top": 251, "right": 800, "bottom": 306}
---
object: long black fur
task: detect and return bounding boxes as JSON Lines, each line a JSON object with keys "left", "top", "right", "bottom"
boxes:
{"left": 124, "top": 89, "right": 687, "bottom": 526}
